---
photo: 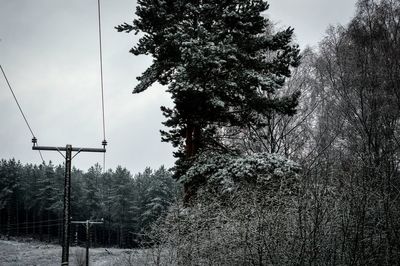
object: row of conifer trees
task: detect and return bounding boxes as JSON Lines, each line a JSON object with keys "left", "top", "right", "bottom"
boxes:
{"left": 0, "top": 159, "right": 178, "bottom": 248}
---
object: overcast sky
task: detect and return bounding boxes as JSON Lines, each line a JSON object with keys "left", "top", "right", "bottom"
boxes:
{"left": 0, "top": 0, "right": 358, "bottom": 174}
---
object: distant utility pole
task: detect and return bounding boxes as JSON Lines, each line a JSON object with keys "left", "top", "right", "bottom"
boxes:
{"left": 32, "top": 139, "right": 106, "bottom": 266}
{"left": 71, "top": 219, "right": 104, "bottom": 266}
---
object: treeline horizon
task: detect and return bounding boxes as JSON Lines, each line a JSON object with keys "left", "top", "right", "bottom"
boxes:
{"left": 0, "top": 158, "right": 179, "bottom": 248}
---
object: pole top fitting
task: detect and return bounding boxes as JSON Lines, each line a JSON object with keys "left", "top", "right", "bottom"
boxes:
{"left": 32, "top": 137, "right": 37, "bottom": 146}
{"left": 102, "top": 140, "right": 107, "bottom": 147}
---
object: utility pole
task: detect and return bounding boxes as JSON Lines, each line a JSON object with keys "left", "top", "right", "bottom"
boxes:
{"left": 71, "top": 219, "right": 104, "bottom": 266}
{"left": 32, "top": 138, "right": 106, "bottom": 266}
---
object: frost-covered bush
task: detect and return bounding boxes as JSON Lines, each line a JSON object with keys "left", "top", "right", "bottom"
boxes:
{"left": 144, "top": 152, "right": 302, "bottom": 265}
{"left": 146, "top": 191, "right": 301, "bottom": 265}
{"left": 181, "top": 152, "right": 300, "bottom": 196}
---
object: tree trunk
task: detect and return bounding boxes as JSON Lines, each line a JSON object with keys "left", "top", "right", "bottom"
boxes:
{"left": 185, "top": 125, "right": 194, "bottom": 158}
{"left": 108, "top": 220, "right": 111, "bottom": 246}
{"left": 16, "top": 198, "right": 19, "bottom": 236}
{"left": 94, "top": 226, "right": 97, "bottom": 247}
{"left": 47, "top": 211, "right": 51, "bottom": 242}
{"left": 58, "top": 214, "right": 62, "bottom": 245}
{"left": 185, "top": 124, "right": 201, "bottom": 158}
{"left": 6, "top": 205, "right": 11, "bottom": 240}
{"left": 32, "top": 213, "right": 36, "bottom": 238}
{"left": 25, "top": 207, "right": 29, "bottom": 235}
{"left": 184, "top": 124, "right": 202, "bottom": 203}
{"left": 39, "top": 213, "right": 43, "bottom": 242}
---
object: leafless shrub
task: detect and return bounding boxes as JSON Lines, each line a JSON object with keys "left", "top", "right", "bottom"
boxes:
{"left": 73, "top": 248, "right": 86, "bottom": 266}
{"left": 111, "top": 249, "right": 156, "bottom": 266}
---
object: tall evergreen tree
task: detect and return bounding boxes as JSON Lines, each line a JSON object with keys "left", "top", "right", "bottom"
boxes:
{"left": 134, "top": 166, "right": 177, "bottom": 231}
{"left": 83, "top": 164, "right": 102, "bottom": 219}
{"left": 111, "top": 166, "right": 134, "bottom": 247}
{"left": 0, "top": 159, "right": 22, "bottom": 237}
{"left": 117, "top": 0, "right": 300, "bottom": 198}
{"left": 131, "top": 167, "right": 153, "bottom": 232}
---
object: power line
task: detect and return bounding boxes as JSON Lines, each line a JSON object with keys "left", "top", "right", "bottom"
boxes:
{"left": 97, "top": 0, "right": 107, "bottom": 172}
{"left": 0, "top": 65, "right": 34, "bottom": 137}
{"left": 0, "top": 64, "right": 45, "bottom": 163}
{"left": 6, "top": 223, "right": 63, "bottom": 230}
{"left": 97, "top": 0, "right": 106, "bottom": 142}
{"left": 6, "top": 218, "right": 63, "bottom": 227}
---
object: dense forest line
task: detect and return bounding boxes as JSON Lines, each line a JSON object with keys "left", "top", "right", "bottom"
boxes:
{"left": 0, "top": 159, "right": 179, "bottom": 248}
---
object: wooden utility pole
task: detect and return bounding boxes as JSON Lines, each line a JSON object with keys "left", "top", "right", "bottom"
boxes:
{"left": 71, "top": 219, "right": 104, "bottom": 266}
{"left": 63, "top": 144, "right": 72, "bottom": 264}
{"left": 32, "top": 139, "right": 106, "bottom": 266}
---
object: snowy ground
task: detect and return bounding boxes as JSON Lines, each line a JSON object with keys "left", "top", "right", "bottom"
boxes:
{"left": 0, "top": 239, "right": 146, "bottom": 266}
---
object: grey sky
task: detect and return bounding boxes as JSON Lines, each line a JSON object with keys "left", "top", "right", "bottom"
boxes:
{"left": 0, "top": 0, "right": 357, "bottom": 174}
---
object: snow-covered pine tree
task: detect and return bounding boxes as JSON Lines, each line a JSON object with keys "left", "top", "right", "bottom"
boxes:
{"left": 111, "top": 166, "right": 134, "bottom": 247}
{"left": 83, "top": 164, "right": 102, "bottom": 219}
{"left": 141, "top": 166, "right": 177, "bottom": 229}
{"left": 117, "top": 0, "right": 300, "bottom": 200}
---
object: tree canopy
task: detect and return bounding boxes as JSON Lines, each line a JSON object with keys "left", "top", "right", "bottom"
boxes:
{"left": 117, "top": 0, "right": 301, "bottom": 198}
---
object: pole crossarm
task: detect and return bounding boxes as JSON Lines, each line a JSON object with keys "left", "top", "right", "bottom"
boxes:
{"left": 72, "top": 220, "right": 104, "bottom": 225}
{"left": 33, "top": 146, "right": 106, "bottom": 153}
